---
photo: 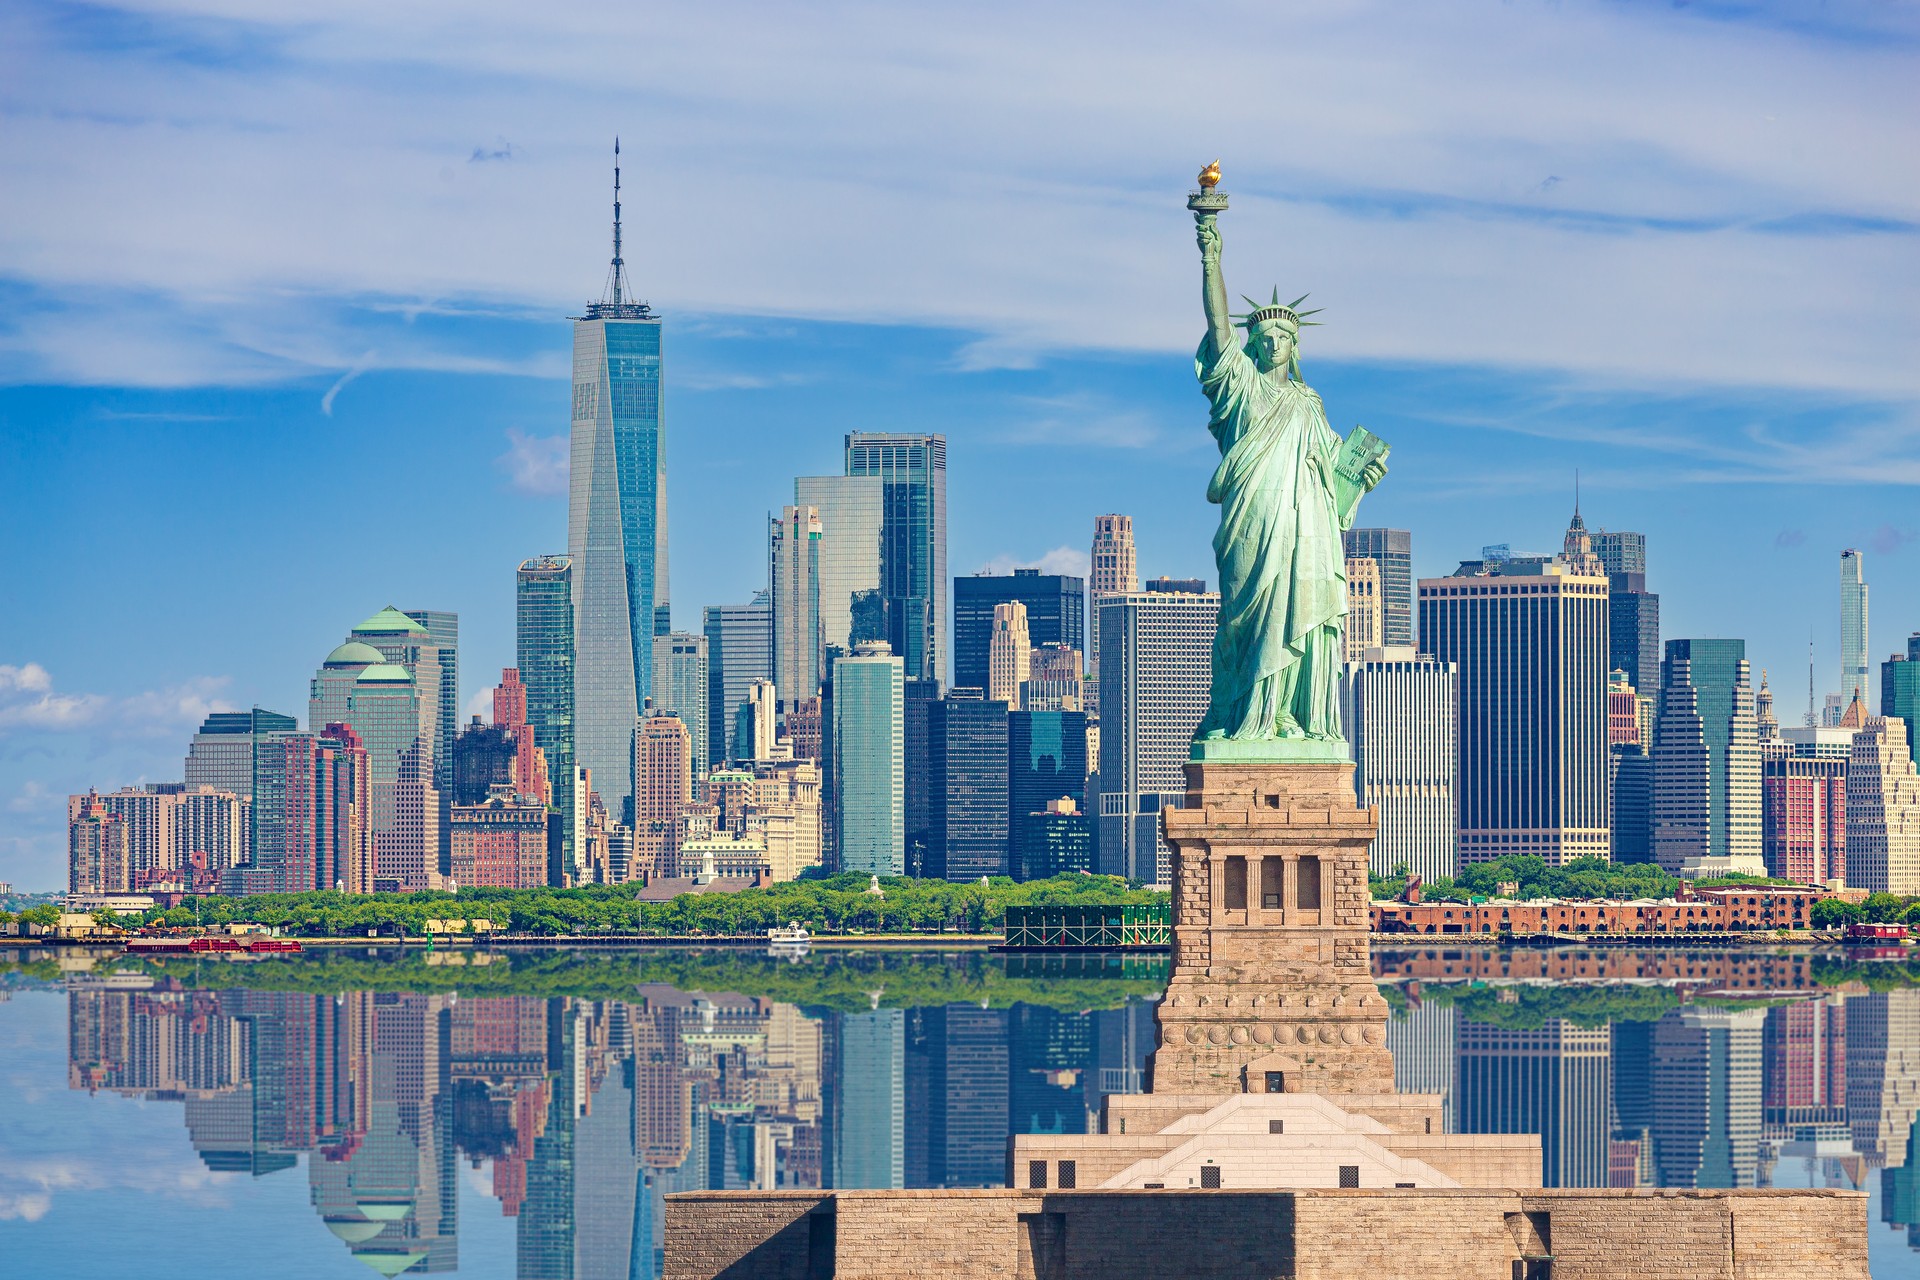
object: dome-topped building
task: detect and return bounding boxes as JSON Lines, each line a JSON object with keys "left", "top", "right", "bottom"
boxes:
{"left": 324, "top": 641, "right": 386, "bottom": 668}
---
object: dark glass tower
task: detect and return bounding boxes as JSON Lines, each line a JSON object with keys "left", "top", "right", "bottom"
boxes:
{"left": 1008, "top": 709, "right": 1089, "bottom": 880}
{"left": 703, "top": 594, "right": 772, "bottom": 767}
{"left": 952, "top": 570, "right": 1086, "bottom": 692}
{"left": 1343, "top": 528, "right": 1413, "bottom": 650}
{"left": 926, "top": 693, "right": 1009, "bottom": 880}
{"left": 845, "top": 432, "right": 946, "bottom": 683}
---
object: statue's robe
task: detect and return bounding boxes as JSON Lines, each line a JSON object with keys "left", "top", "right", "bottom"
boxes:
{"left": 1194, "top": 334, "right": 1351, "bottom": 740}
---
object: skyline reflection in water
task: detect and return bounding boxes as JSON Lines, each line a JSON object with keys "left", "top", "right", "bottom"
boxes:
{"left": 1, "top": 946, "right": 1915, "bottom": 1277}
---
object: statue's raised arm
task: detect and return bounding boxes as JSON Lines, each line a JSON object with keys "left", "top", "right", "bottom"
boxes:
{"left": 1193, "top": 161, "right": 1234, "bottom": 356}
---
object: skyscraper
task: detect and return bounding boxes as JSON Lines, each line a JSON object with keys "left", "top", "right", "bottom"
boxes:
{"left": 251, "top": 725, "right": 373, "bottom": 895}
{"left": 1339, "top": 648, "right": 1458, "bottom": 882}
{"left": 832, "top": 643, "right": 905, "bottom": 875}
{"left": 570, "top": 146, "right": 667, "bottom": 823}
{"left": 492, "top": 669, "right": 550, "bottom": 807}
{"left": 344, "top": 606, "right": 454, "bottom": 791}
{"left": 1008, "top": 709, "right": 1090, "bottom": 881}
{"left": 952, "top": 570, "right": 1084, "bottom": 692}
{"left": 1341, "top": 557, "right": 1383, "bottom": 664}
{"left": 795, "top": 474, "right": 885, "bottom": 660}
{"left": 704, "top": 594, "right": 772, "bottom": 767}
{"left": 632, "top": 712, "right": 691, "bottom": 880}
{"left": 1841, "top": 549, "right": 1869, "bottom": 712}
{"left": 398, "top": 607, "right": 461, "bottom": 798}
{"left": 927, "top": 692, "right": 1011, "bottom": 881}
{"left": 1342, "top": 528, "right": 1413, "bottom": 650}
{"left": 1418, "top": 566, "right": 1610, "bottom": 865}
{"left": 845, "top": 433, "right": 945, "bottom": 683}
{"left": 985, "top": 602, "right": 1031, "bottom": 708}
{"left": 1762, "top": 754, "right": 1846, "bottom": 884}
{"left": 1095, "top": 590, "right": 1219, "bottom": 885}
{"left": 1846, "top": 715, "right": 1920, "bottom": 894}
{"left": 183, "top": 708, "right": 298, "bottom": 863}
{"left": 651, "top": 633, "right": 709, "bottom": 785}
{"left": 1087, "top": 514, "right": 1138, "bottom": 710}
{"left": 1595, "top": 529, "right": 1660, "bottom": 699}
{"left": 1881, "top": 634, "right": 1920, "bottom": 767}
{"left": 69, "top": 793, "right": 129, "bottom": 894}
{"left": 770, "top": 505, "right": 824, "bottom": 713}
{"left": 1651, "top": 639, "right": 1763, "bottom": 876}
{"left": 1458, "top": 1019, "right": 1612, "bottom": 1188}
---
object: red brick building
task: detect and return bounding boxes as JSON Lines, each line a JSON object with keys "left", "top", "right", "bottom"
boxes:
{"left": 1371, "top": 885, "right": 1821, "bottom": 936}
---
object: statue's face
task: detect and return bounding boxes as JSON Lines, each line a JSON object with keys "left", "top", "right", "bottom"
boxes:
{"left": 1251, "top": 320, "right": 1296, "bottom": 375}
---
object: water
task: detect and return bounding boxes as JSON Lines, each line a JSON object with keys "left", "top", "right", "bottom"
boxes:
{"left": 1, "top": 945, "right": 1915, "bottom": 1277}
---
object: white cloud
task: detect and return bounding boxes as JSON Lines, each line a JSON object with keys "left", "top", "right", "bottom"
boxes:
{"left": 0, "top": 0, "right": 1912, "bottom": 404}
{"left": 0, "top": 1153, "right": 234, "bottom": 1222}
{"left": 462, "top": 688, "right": 495, "bottom": 722}
{"left": 0, "top": 665, "right": 233, "bottom": 736}
{"left": 976, "top": 545, "right": 1092, "bottom": 578}
{"left": 497, "top": 427, "right": 569, "bottom": 496}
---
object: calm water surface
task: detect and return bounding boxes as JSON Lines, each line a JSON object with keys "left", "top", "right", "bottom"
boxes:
{"left": 1, "top": 946, "right": 1915, "bottom": 1277}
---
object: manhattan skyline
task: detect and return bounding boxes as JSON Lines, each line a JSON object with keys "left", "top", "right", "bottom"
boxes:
{"left": 2, "top": 1, "right": 1917, "bottom": 890}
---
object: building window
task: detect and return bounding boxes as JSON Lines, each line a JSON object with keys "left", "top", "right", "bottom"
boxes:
{"left": 1200, "top": 1165, "right": 1221, "bottom": 1189}
{"left": 1030, "top": 1160, "right": 1047, "bottom": 1188}
{"left": 1058, "top": 1160, "right": 1076, "bottom": 1189}
{"left": 1265, "top": 1071, "right": 1285, "bottom": 1094}
{"left": 1224, "top": 856, "right": 1247, "bottom": 911}
{"left": 1261, "top": 858, "right": 1284, "bottom": 909}
{"left": 1269, "top": 1118, "right": 1285, "bottom": 1134}
{"left": 1338, "top": 1165, "right": 1360, "bottom": 1188}
{"left": 1297, "top": 856, "right": 1322, "bottom": 910}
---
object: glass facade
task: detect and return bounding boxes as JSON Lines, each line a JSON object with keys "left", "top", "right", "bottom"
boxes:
{"left": 651, "top": 632, "right": 709, "bottom": 779}
{"left": 831, "top": 647, "right": 904, "bottom": 875}
{"left": 845, "top": 433, "right": 946, "bottom": 684}
{"left": 927, "top": 696, "right": 1010, "bottom": 881}
{"left": 796, "top": 475, "right": 884, "bottom": 659}
{"left": 703, "top": 595, "right": 771, "bottom": 767}
{"left": 1343, "top": 528, "right": 1414, "bottom": 650}
{"left": 570, "top": 311, "right": 665, "bottom": 818}
{"left": 1008, "top": 710, "right": 1089, "bottom": 881}
{"left": 769, "top": 505, "right": 824, "bottom": 711}
{"left": 1651, "top": 638, "right": 1762, "bottom": 873}
{"left": 517, "top": 555, "right": 574, "bottom": 882}
{"left": 1883, "top": 634, "right": 1920, "bottom": 766}
{"left": 952, "top": 571, "right": 1085, "bottom": 693}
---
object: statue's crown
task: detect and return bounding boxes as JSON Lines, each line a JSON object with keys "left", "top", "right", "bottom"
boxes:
{"left": 1233, "top": 289, "right": 1323, "bottom": 330}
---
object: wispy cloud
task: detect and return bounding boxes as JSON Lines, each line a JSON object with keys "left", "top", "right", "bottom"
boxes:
{"left": 0, "top": 664, "right": 233, "bottom": 736}
{"left": 975, "top": 545, "right": 1092, "bottom": 578}
{"left": 996, "top": 392, "right": 1166, "bottom": 450}
{"left": 496, "top": 427, "right": 568, "bottom": 495}
{"left": 0, "top": 1154, "right": 234, "bottom": 1223}
{"left": 320, "top": 350, "right": 377, "bottom": 415}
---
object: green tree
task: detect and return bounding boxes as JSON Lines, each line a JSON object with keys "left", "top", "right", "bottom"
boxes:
{"left": 1810, "top": 898, "right": 1864, "bottom": 929}
{"left": 1861, "top": 892, "right": 1909, "bottom": 923}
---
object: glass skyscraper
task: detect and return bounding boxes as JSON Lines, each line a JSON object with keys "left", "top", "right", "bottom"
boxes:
{"left": 927, "top": 693, "right": 1010, "bottom": 881}
{"left": 1343, "top": 528, "right": 1414, "bottom": 650}
{"left": 518, "top": 555, "right": 574, "bottom": 881}
{"left": 832, "top": 643, "right": 905, "bottom": 875}
{"left": 795, "top": 474, "right": 884, "bottom": 660}
{"left": 952, "top": 570, "right": 1085, "bottom": 692}
{"left": 845, "top": 433, "right": 946, "bottom": 684}
{"left": 569, "top": 155, "right": 666, "bottom": 821}
{"left": 704, "top": 594, "right": 772, "bottom": 767}
{"left": 651, "top": 632, "right": 709, "bottom": 781}
{"left": 1008, "top": 709, "right": 1089, "bottom": 880}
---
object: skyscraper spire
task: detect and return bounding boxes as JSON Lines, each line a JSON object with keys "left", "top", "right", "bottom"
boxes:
{"left": 606, "top": 137, "right": 630, "bottom": 307}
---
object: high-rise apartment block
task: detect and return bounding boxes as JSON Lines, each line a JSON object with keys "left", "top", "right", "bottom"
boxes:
{"left": 249, "top": 724, "right": 374, "bottom": 895}
{"left": 832, "top": 643, "right": 905, "bottom": 875}
{"left": 926, "top": 693, "right": 1011, "bottom": 881}
{"left": 449, "top": 785, "right": 549, "bottom": 889}
{"left": 1881, "top": 634, "right": 1920, "bottom": 766}
{"left": 1342, "top": 557, "right": 1383, "bottom": 664}
{"left": 569, "top": 160, "right": 668, "bottom": 825}
{"left": 1651, "top": 639, "right": 1764, "bottom": 877}
{"left": 770, "top": 505, "right": 824, "bottom": 713}
{"left": 704, "top": 595, "right": 772, "bottom": 766}
{"left": 1342, "top": 528, "right": 1413, "bottom": 650}
{"left": 1841, "top": 549, "right": 1869, "bottom": 712}
{"left": 1418, "top": 566, "right": 1610, "bottom": 865}
{"left": 69, "top": 792, "right": 129, "bottom": 894}
{"left": 953, "top": 571, "right": 1084, "bottom": 693}
{"left": 1095, "top": 591, "right": 1219, "bottom": 886}
{"left": 795, "top": 474, "right": 885, "bottom": 660}
{"left": 632, "top": 712, "right": 692, "bottom": 881}
{"left": 1846, "top": 715, "right": 1920, "bottom": 893}
{"left": 1763, "top": 755, "right": 1847, "bottom": 885}
{"left": 651, "top": 633, "right": 709, "bottom": 782}
{"left": 1340, "top": 647, "right": 1458, "bottom": 882}
{"left": 986, "top": 602, "right": 1031, "bottom": 708}
{"left": 845, "top": 433, "right": 946, "bottom": 683}
{"left": 1008, "top": 709, "right": 1090, "bottom": 881}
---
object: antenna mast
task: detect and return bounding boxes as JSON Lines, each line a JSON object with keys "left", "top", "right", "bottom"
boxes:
{"left": 1806, "top": 635, "right": 1816, "bottom": 728}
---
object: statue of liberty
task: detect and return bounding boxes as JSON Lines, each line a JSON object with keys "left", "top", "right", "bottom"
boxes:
{"left": 1188, "top": 163, "right": 1388, "bottom": 761}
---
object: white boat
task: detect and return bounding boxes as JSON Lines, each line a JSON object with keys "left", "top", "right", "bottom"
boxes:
{"left": 767, "top": 922, "right": 811, "bottom": 960}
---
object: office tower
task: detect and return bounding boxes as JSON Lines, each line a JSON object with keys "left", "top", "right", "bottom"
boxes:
{"left": 1611, "top": 744, "right": 1653, "bottom": 864}
{"left": 1095, "top": 590, "right": 1219, "bottom": 885}
{"left": 570, "top": 150, "right": 668, "bottom": 827}
{"left": 1342, "top": 528, "right": 1413, "bottom": 650}
{"left": 832, "top": 643, "right": 905, "bottom": 875}
{"left": 1845, "top": 989, "right": 1920, "bottom": 1169}
{"left": 69, "top": 792, "right": 130, "bottom": 893}
{"left": 914, "top": 1005, "right": 1011, "bottom": 1187}
{"left": 251, "top": 725, "right": 373, "bottom": 895}
{"left": 1342, "top": 557, "right": 1382, "bottom": 663}
{"left": 1762, "top": 996, "right": 1848, "bottom": 1133}
{"left": 738, "top": 680, "right": 779, "bottom": 763}
{"left": 829, "top": 1009, "right": 906, "bottom": 1189}
{"left": 491, "top": 669, "right": 550, "bottom": 807}
{"left": 770, "top": 504, "right": 825, "bottom": 714}
{"left": 1339, "top": 648, "right": 1458, "bottom": 881}
{"left": 1651, "top": 1007, "right": 1765, "bottom": 1189}
{"left": 1651, "top": 640, "right": 1764, "bottom": 876}
{"left": 1846, "top": 715, "right": 1920, "bottom": 893}
{"left": 1608, "top": 670, "right": 1643, "bottom": 747}
{"left": 1458, "top": 1019, "right": 1612, "bottom": 1188}
{"left": 399, "top": 608, "right": 460, "bottom": 795}
{"left": 901, "top": 676, "right": 941, "bottom": 876}
{"left": 1386, "top": 1001, "right": 1457, "bottom": 1135}
{"left": 517, "top": 551, "right": 574, "bottom": 814}
{"left": 985, "top": 602, "right": 1031, "bottom": 707}
{"left": 310, "top": 641, "right": 439, "bottom": 891}
{"left": 1145, "top": 576, "right": 1207, "bottom": 594}
{"left": 1841, "top": 549, "right": 1869, "bottom": 711}
{"left": 1023, "top": 643, "right": 1083, "bottom": 711}
{"left": 448, "top": 784, "right": 549, "bottom": 889}
{"left": 651, "top": 633, "right": 709, "bottom": 783}
{"left": 633, "top": 712, "right": 691, "bottom": 880}
{"left": 1008, "top": 709, "right": 1090, "bottom": 879}
{"left": 1882, "top": 634, "right": 1920, "bottom": 766}
{"left": 1418, "top": 567, "right": 1610, "bottom": 865}
{"left": 926, "top": 692, "right": 1010, "bottom": 880}
{"left": 1595, "top": 530, "right": 1660, "bottom": 700}
{"left": 451, "top": 718, "right": 517, "bottom": 805}
{"left": 845, "top": 432, "right": 946, "bottom": 682}
{"left": 1762, "top": 753, "right": 1846, "bottom": 885}
{"left": 184, "top": 708, "right": 297, "bottom": 861}
{"left": 704, "top": 594, "right": 772, "bottom": 766}
{"left": 953, "top": 570, "right": 1085, "bottom": 693}
{"left": 796, "top": 474, "right": 885, "bottom": 660}
{"left": 1087, "top": 514, "right": 1138, "bottom": 710}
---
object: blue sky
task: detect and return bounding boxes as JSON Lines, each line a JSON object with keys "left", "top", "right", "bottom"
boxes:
{"left": 2, "top": 0, "right": 1917, "bottom": 889}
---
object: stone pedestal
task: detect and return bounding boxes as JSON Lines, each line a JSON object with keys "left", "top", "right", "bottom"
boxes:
{"left": 1149, "top": 760, "right": 1396, "bottom": 1096}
